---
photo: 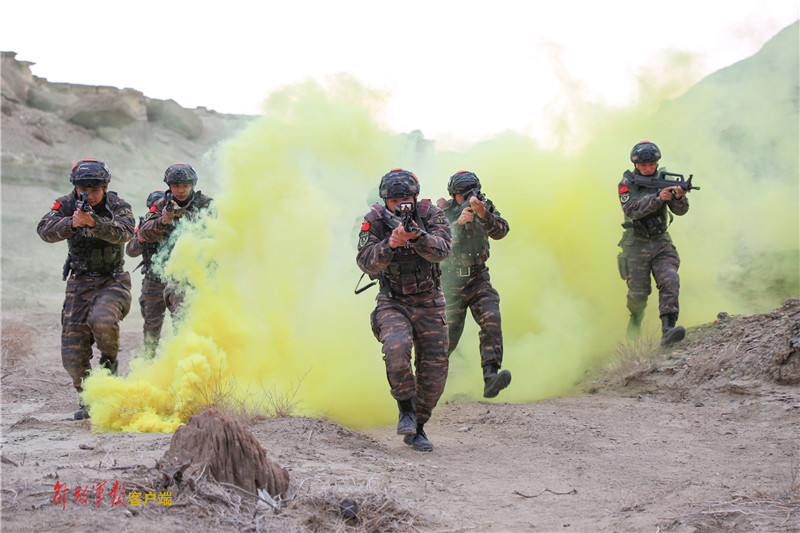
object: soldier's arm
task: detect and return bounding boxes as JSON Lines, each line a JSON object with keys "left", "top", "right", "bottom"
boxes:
{"left": 619, "top": 177, "right": 665, "bottom": 220}
{"left": 667, "top": 195, "right": 689, "bottom": 216}
{"left": 126, "top": 228, "right": 145, "bottom": 257}
{"left": 411, "top": 206, "right": 451, "bottom": 263}
{"left": 138, "top": 202, "right": 169, "bottom": 242}
{"left": 37, "top": 198, "right": 78, "bottom": 243}
{"left": 356, "top": 221, "right": 395, "bottom": 275}
{"left": 88, "top": 201, "right": 135, "bottom": 244}
{"left": 478, "top": 200, "right": 509, "bottom": 240}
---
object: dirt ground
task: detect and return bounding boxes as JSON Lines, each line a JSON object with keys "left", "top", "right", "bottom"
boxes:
{"left": 1, "top": 301, "right": 798, "bottom": 533}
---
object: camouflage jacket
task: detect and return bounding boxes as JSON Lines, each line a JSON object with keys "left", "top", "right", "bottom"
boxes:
{"left": 618, "top": 169, "right": 689, "bottom": 244}
{"left": 37, "top": 190, "right": 135, "bottom": 275}
{"left": 138, "top": 190, "right": 213, "bottom": 244}
{"left": 356, "top": 200, "right": 451, "bottom": 301}
{"left": 441, "top": 197, "right": 509, "bottom": 269}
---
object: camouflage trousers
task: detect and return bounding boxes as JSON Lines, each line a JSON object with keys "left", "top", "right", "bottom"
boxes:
{"left": 140, "top": 276, "right": 167, "bottom": 357}
{"left": 619, "top": 236, "right": 681, "bottom": 318}
{"left": 443, "top": 271, "right": 503, "bottom": 370}
{"left": 61, "top": 272, "right": 132, "bottom": 392}
{"left": 369, "top": 293, "right": 449, "bottom": 425}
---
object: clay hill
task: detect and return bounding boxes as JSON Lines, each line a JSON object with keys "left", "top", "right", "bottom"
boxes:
{"left": 1, "top": 23, "right": 799, "bottom": 533}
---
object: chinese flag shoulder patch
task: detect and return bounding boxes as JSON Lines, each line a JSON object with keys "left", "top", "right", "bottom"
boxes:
{"left": 51, "top": 202, "right": 62, "bottom": 210}
{"left": 361, "top": 222, "right": 370, "bottom": 231}
{"left": 618, "top": 186, "right": 629, "bottom": 194}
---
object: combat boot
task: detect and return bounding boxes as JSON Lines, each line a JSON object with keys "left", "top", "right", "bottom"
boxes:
{"left": 99, "top": 355, "right": 118, "bottom": 375}
{"left": 403, "top": 423, "right": 433, "bottom": 452}
{"left": 627, "top": 311, "right": 644, "bottom": 339}
{"left": 396, "top": 398, "right": 417, "bottom": 435}
{"left": 483, "top": 365, "right": 512, "bottom": 398}
{"left": 660, "top": 313, "right": 685, "bottom": 346}
{"left": 74, "top": 404, "right": 90, "bottom": 420}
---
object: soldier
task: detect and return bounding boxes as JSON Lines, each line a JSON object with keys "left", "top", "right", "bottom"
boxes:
{"left": 617, "top": 141, "right": 689, "bottom": 346}
{"left": 37, "top": 159, "right": 135, "bottom": 420}
{"left": 126, "top": 190, "right": 167, "bottom": 358}
{"left": 138, "top": 164, "right": 212, "bottom": 315}
{"left": 436, "top": 171, "right": 511, "bottom": 398}
{"left": 356, "top": 169, "right": 451, "bottom": 452}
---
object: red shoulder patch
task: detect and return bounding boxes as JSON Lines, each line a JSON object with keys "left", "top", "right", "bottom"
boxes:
{"left": 361, "top": 222, "right": 370, "bottom": 231}
{"left": 134, "top": 227, "right": 139, "bottom": 234}
{"left": 51, "top": 202, "right": 61, "bottom": 210}
{"left": 618, "top": 186, "right": 629, "bottom": 194}
{"left": 149, "top": 205, "right": 157, "bottom": 213}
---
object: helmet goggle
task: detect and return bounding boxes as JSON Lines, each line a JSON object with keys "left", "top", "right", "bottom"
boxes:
{"left": 70, "top": 159, "right": 110, "bottom": 187}
{"left": 164, "top": 163, "right": 198, "bottom": 185}
{"left": 630, "top": 141, "right": 661, "bottom": 164}
{"left": 379, "top": 168, "right": 420, "bottom": 199}
{"left": 447, "top": 171, "right": 481, "bottom": 195}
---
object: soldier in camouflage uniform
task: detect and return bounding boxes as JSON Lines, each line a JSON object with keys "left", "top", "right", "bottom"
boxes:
{"left": 357, "top": 169, "right": 451, "bottom": 452}
{"left": 436, "top": 171, "right": 511, "bottom": 398}
{"left": 126, "top": 190, "right": 167, "bottom": 358}
{"left": 138, "top": 164, "right": 213, "bottom": 316}
{"left": 37, "top": 159, "right": 135, "bottom": 420}
{"left": 617, "top": 141, "right": 690, "bottom": 346}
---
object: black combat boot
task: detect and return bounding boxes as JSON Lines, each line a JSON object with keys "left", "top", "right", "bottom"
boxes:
{"left": 660, "top": 313, "right": 686, "bottom": 346}
{"left": 99, "top": 355, "right": 118, "bottom": 375}
{"left": 483, "top": 365, "right": 512, "bottom": 398}
{"left": 74, "top": 404, "right": 90, "bottom": 420}
{"left": 627, "top": 311, "right": 644, "bottom": 340}
{"left": 396, "top": 398, "right": 417, "bottom": 435}
{"left": 403, "top": 423, "right": 434, "bottom": 452}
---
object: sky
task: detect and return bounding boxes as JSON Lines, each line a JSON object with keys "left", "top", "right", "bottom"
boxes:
{"left": 1, "top": 0, "right": 798, "bottom": 147}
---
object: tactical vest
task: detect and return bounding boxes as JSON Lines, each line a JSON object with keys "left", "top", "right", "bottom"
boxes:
{"left": 443, "top": 202, "right": 490, "bottom": 267}
{"left": 369, "top": 200, "right": 441, "bottom": 296}
{"left": 622, "top": 170, "right": 670, "bottom": 238}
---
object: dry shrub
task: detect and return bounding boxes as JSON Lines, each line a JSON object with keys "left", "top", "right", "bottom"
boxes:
{"left": 303, "top": 478, "right": 438, "bottom": 533}
{"left": 178, "top": 368, "right": 305, "bottom": 424}
{"left": 1, "top": 318, "right": 34, "bottom": 368}
{"left": 606, "top": 330, "right": 661, "bottom": 383}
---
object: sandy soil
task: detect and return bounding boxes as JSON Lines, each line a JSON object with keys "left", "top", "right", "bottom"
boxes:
{"left": 1, "top": 303, "right": 798, "bottom": 533}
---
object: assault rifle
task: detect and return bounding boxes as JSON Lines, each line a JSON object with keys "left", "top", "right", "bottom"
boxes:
{"left": 163, "top": 191, "right": 190, "bottom": 215}
{"left": 75, "top": 192, "right": 93, "bottom": 213}
{"left": 629, "top": 171, "right": 700, "bottom": 197}
{"left": 383, "top": 201, "right": 426, "bottom": 238}
{"left": 454, "top": 187, "right": 486, "bottom": 229}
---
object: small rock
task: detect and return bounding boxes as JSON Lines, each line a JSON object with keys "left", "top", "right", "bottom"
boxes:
{"left": 79, "top": 444, "right": 94, "bottom": 450}
{"left": 339, "top": 498, "right": 359, "bottom": 518}
{"left": 458, "top": 426, "right": 471, "bottom": 432}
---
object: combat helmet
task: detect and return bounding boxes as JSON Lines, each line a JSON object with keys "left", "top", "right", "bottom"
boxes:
{"left": 630, "top": 141, "right": 661, "bottom": 164}
{"left": 164, "top": 163, "right": 198, "bottom": 185}
{"left": 146, "top": 190, "right": 166, "bottom": 208}
{"left": 69, "top": 159, "right": 111, "bottom": 188}
{"left": 379, "top": 168, "right": 420, "bottom": 199}
{"left": 447, "top": 171, "right": 481, "bottom": 196}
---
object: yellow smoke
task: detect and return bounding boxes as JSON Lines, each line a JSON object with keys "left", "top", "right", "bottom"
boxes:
{"left": 82, "top": 44, "right": 798, "bottom": 431}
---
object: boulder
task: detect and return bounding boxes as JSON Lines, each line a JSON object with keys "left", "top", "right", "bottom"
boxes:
{"left": 147, "top": 98, "right": 203, "bottom": 139}
{"left": 63, "top": 94, "right": 136, "bottom": 129}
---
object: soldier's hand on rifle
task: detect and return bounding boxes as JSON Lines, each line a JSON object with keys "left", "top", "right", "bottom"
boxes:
{"left": 389, "top": 224, "right": 417, "bottom": 249}
{"left": 160, "top": 208, "right": 176, "bottom": 225}
{"left": 458, "top": 207, "right": 475, "bottom": 226}
{"left": 72, "top": 209, "right": 96, "bottom": 228}
{"left": 469, "top": 196, "right": 487, "bottom": 218}
{"left": 659, "top": 186, "right": 686, "bottom": 201}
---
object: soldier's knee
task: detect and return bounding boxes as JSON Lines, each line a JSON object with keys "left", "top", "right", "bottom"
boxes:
{"left": 627, "top": 293, "right": 648, "bottom": 313}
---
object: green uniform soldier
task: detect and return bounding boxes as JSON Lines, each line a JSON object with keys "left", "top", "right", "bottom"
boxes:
{"left": 138, "top": 164, "right": 213, "bottom": 315}
{"left": 357, "top": 169, "right": 452, "bottom": 452}
{"left": 126, "top": 190, "right": 167, "bottom": 358}
{"left": 617, "top": 141, "right": 690, "bottom": 346}
{"left": 37, "top": 159, "right": 135, "bottom": 420}
{"left": 437, "top": 171, "right": 511, "bottom": 397}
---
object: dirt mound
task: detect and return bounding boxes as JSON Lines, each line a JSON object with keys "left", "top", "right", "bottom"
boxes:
{"left": 607, "top": 298, "right": 800, "bottom": 402}
{"left": 160, "top": 408, "right": 289, "bottom": 497}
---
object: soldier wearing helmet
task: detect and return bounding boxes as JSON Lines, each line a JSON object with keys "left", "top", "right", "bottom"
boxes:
{"left": 436, "top": 171, "right": 511, "bottom": 398}
{"left": 617, "top": 141, "right": 690, "bottom": 345}
{"left": 37, "top": 159, "right": 135, "bottom": 420}
{"left": 356, "top": 168, "right": 452, "bottom": 452}
{"left": 126, "top": 190, "right": 168, "bottom": 358}
{"left": 138, "top": 163, "right": 213, "bottom": 318}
